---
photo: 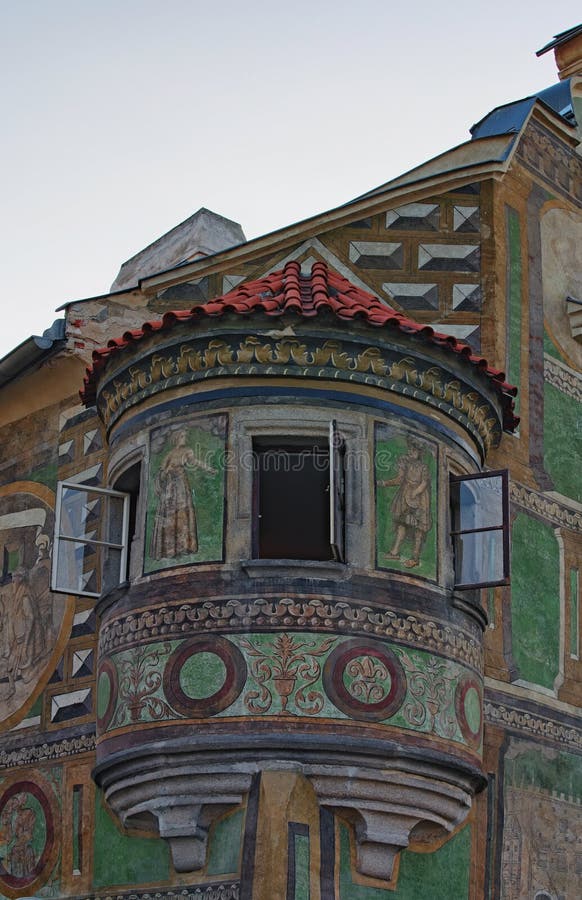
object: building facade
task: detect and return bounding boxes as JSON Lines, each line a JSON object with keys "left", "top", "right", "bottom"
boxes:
{"left": 0, "top": 26, "right": 580, "bottom": 900}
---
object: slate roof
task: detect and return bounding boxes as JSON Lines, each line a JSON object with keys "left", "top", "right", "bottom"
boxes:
{"left": 470, "top": 80, "right": 576, "bottom": 140}
{"left": 81, "top": 260, "right": 518, "bottom": 431}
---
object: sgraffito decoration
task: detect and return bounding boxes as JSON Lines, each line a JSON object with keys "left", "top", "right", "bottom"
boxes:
{"left": 0, "top": 483, "right": 74, "bottom": 730}
{"left": 145, "top": 415, "right": 227, "bottom": 573}
{"left": 322, "top": 638, "right": 406, "bottom": 721}
{"left": 375, "top": 425, "right": 438, "bottom": 580}
{"left": 97, "top": 631, "right": 482, "bottom": 752}
{"left": 0, "top": 775, "right": 60, "bottom": 898}
{"left": 99, "top": 597, "right": 483, "bottom": 673}
{"left": 240, "top": 633, "right": 335, "bottom": 715}
{"left": 164, "top": 636, "right": 247, "bottom": 717}
{"left": 95, "top": 333, "right": 502, "bottom": 453}
{"left": 454, "top": 675, "right": 483, "bottom": 749}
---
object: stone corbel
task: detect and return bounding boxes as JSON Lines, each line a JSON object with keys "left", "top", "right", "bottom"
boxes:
{"left": 309, "top": 764, "right": 475, "bottom": 882}
{"left": 101, "top": 766, "right": 253, "bottom": 873}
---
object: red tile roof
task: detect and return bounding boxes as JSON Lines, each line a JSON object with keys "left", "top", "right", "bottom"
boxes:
{"left": 81, "top": 260, "right": 518, "bottom": 430}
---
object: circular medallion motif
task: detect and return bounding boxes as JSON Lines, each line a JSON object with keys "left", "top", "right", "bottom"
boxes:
{"left": 0, "top": 780, "right": 57, "bottom": 894}
{"left": 163, "top": 636, "right": 246, "bottom": 717}
{"left": 96, "top": 657, "right": 118, "bottom": 733}
{"left": 323, "top": 638, "right": 406, "bottom": 721}
{"left": 455, "top": 675, "right": 483, "bottom": 748}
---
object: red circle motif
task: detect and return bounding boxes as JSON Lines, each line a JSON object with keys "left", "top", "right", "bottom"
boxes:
{"left": 323, "top": 638, "right": 406, "bottom": 722}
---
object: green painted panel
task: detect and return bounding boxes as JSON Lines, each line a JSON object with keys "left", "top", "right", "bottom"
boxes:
{"left": 511, "top": 514, "right": 560, "bottom": 689}
{"left": 145, "top": 414, "right": 227, "bottom": 573}
{"left": 207, "top": 809, "right": 243, "bottom": 876}
{"left": 544, "top": 382, "right": 582, "bottom": 504}
{"left": 505, "top": 747, "right": 582, "bottom": 798}
{"left": 105, "top": 634, "right": 479, "bottom": 750}
{"left": 292, "top": 829, "right": 310, "bottom": 900}
{"left": 375, "top": 427, "right": 437, "bottom": 580}
{"left": 506, "top": 206, "right": 522, "bottom": 414}
{"left": 339, "top": 822, "right": 470, "bottom": 899}
{"left": 92, "top": 790, "right": 170, "bottom": 889}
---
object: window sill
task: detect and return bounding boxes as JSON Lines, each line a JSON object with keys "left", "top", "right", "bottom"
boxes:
{"left": 241, "top": 558, "right": 348, "bottom": 581}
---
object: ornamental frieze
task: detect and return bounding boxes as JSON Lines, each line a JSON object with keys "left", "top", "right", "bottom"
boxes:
{"left": 484, "top": 701, "right": 582, "bottom": 751}
{"left": 80, "top": 886, "right": 240, "bottom": 900}
{"left": 95, "top": 334, "right": 502, "bottom": 450}
{"left": 97, "top": 632, "right": 483, "bottom": 752}
{"left": 0, "top": 734, "right": 95, "bottom": 770}
{"left": 510, "top": 481, "right": 582, "bottom": 532}
{"left": 98, "top": 596, "right": 483, "bottom": 672}
{"left": 544, "top": 355, "right": 582, "bottom": 403}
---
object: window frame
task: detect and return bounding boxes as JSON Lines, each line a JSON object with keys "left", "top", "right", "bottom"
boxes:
{"left": 52, "top": 481, "right": 131, "bottom": 598}
{"left": 251, "top": 421, "right": 346, "bottom": 563}
{"left": 450, "top": 468, "right": 510, "bottom": 590}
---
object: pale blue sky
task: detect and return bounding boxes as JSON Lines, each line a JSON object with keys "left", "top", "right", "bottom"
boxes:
{"left": 0, "top": 1, "right": 579, "bottom": 357}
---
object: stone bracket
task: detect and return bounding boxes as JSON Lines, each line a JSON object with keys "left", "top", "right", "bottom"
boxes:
{"left": 102, "top": 766, "right": 253, "bottom": 873}
{"left": 309, "top": 765, "right": 474, "bottom": 882}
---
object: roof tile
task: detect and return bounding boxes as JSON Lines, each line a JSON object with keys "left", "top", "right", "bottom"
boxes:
{"left": 81, "top": 261, "right": 518, "bottom": 431}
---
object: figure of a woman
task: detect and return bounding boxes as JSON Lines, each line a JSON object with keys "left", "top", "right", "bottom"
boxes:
{"left": 150, "top": 429, "right": 216, "bottom": 559}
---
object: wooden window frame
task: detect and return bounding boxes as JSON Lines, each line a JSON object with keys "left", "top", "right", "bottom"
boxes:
{"left": 52, "top": 481, "right": 130, "bottom": 598}
{"left": 450, "top": 469, "right": 510, "bottom": 590}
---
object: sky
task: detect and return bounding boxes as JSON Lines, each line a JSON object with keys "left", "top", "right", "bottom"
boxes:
{"left": 0, "top": 1, "right": 580, "bottom": 359}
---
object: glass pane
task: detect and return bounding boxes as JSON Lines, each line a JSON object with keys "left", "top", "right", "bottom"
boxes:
{"left": 103, "top": 546, "right": 124, "bottom": 594}
{"left": 59, "top": 487, "right": 103, "bottom": 541}
{"left": 454, "top": 529, "right": 505, "bottom": 586}
{"left": 105, "top": 494, "right": 126, "bottom": 545}
{"left": 54, "top": 540, "right": 103, "bottom": 596}
{"left": 453, "top": 475, "right": 504, "bottom": 532}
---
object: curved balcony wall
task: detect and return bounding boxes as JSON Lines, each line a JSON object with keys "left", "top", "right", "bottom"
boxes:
{"left": 84, "top": 262, "right": 516, "bottom": 883}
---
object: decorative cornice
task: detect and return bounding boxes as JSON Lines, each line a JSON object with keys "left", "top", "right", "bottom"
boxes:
{"left": 95, "top": 333, "right": 503, "bottom": 452}
{"left": 484, "top": 700, "right": 582, "bottom": 751}
{"left": 510, "top": 481, "right": 582, "bottom": 532}
{"left": 76, "top": 884, "right": 240, "bottom": 900}
{"left": 0, "top": 732, "right": 96, "bottom": 769}
{"left": 544, "top": 354, "right": 582, "bottom": 402}
{"left": 98, "top": 596, "right": 483, "bottom": 672}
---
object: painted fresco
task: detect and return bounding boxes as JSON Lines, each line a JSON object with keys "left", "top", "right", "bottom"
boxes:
{"left": 510, "top": 513, "right": 560, "bottom": 690}
{"left": 0, "top": 484, "right": 72, "bottom": 729}
{"left": 375, "top": 426, "right": 437, "bottom": 579}
{"left": 97, "top": 631, "right": 482, "bottom": 753}
{"left": 499, "top": 739, "right": 582, "bottom": 900}
{"left": 0, "top": 771, "right": 62, "bottom": 899}
{"left": 144, "top": 415, "right": 227, "bottom": 573}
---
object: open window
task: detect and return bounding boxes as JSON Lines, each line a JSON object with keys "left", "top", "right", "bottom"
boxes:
{"left": 52, "top": 481, "right": 131, "bottom": 598}
{"left": 253, "top": 421, "right": 345, "bottom": 562}
{"left": 450, "top": 469, "right": 509, "bottom": 589}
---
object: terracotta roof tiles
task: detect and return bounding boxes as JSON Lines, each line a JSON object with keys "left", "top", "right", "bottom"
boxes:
{"left": 81, "top": 261, "right": 518, "bottom": 431}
